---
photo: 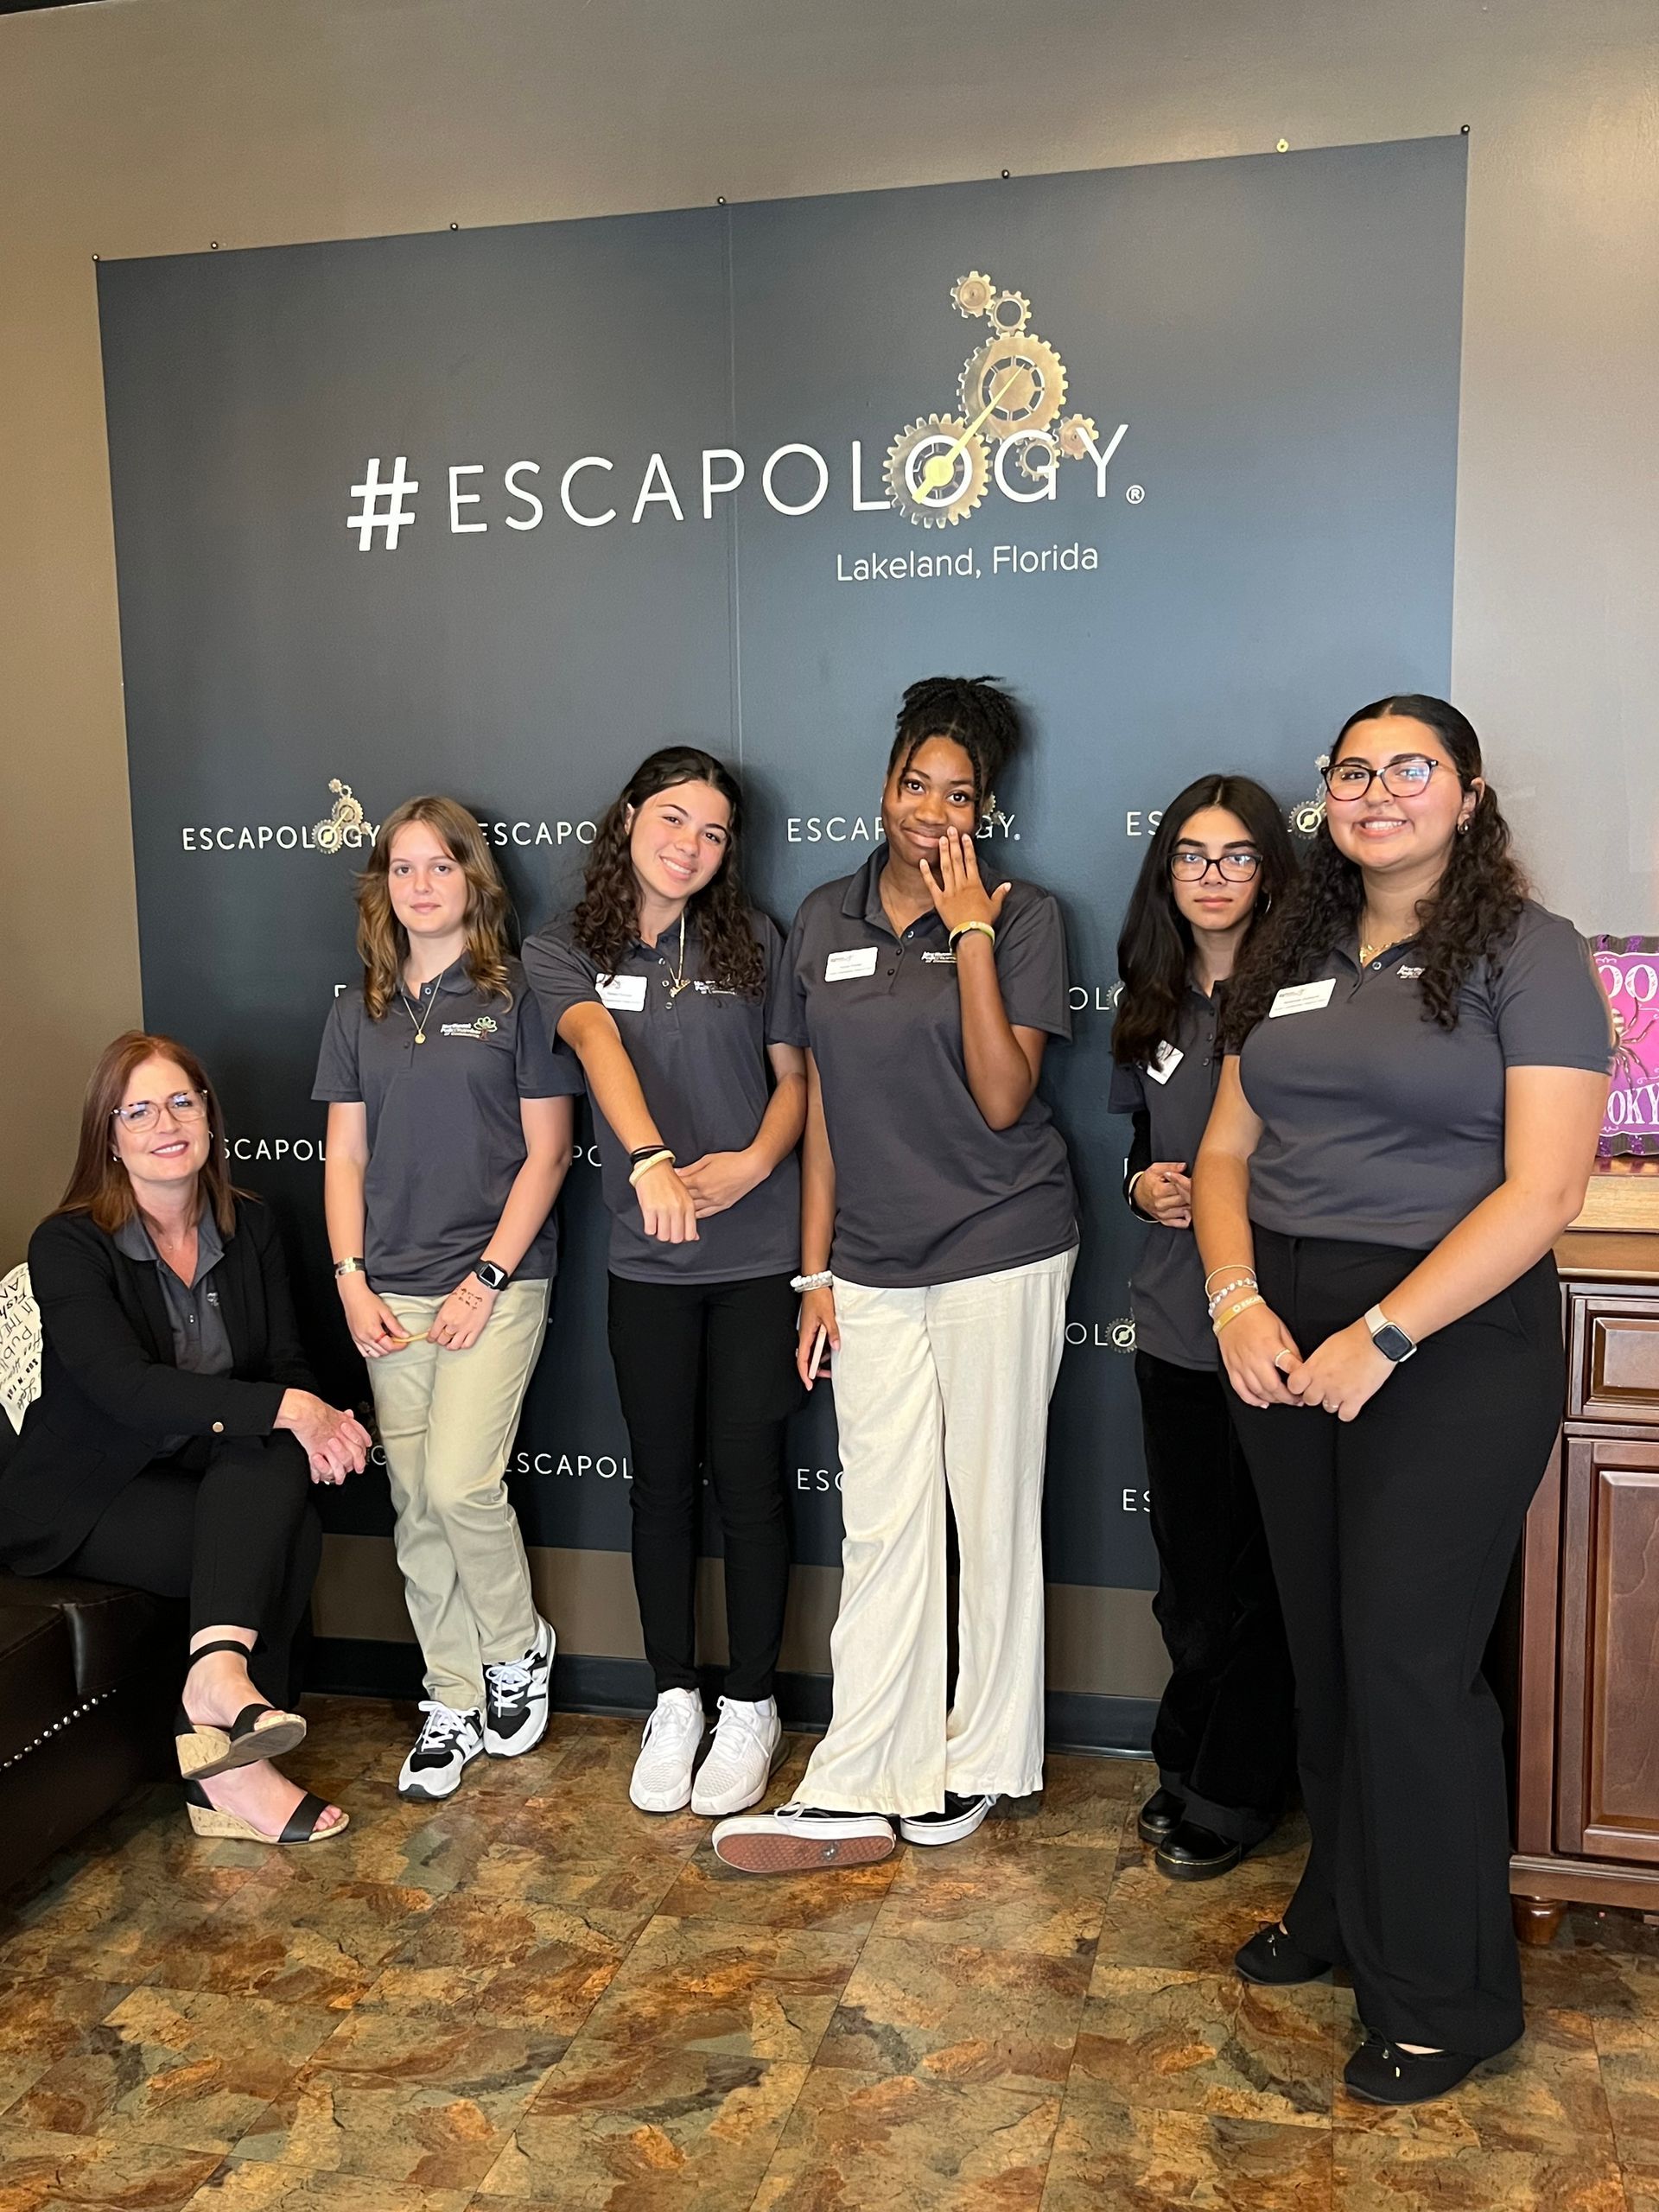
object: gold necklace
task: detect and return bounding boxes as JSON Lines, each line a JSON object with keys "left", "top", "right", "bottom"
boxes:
{"left": 399, "top": 960, "right": 454, "bottom": 1044}
{"left": 661, "top": 912, "right": 690, "bottom": 1001}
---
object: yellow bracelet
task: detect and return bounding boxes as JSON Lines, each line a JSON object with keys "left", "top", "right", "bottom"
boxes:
{"left": 948, "top": 920, "right": 997, "bottom": 951}
{"left": 627, "top": 1149, "right": 674, "bottom": 1187}
{"left": 1213, "top": 1294, "right": 1265, "bottom": 1336}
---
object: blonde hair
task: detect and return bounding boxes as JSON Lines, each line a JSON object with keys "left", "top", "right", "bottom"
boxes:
{"left": 354, "top": 796, "right": 513, "bottom": 1020}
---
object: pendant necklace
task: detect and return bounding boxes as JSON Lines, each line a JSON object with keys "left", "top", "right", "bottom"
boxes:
{"left": 661, "top": 912, "right": 691, "bottom": 1001}
{"left": 400, "top": 960, "right": 453, "bottom": 1045}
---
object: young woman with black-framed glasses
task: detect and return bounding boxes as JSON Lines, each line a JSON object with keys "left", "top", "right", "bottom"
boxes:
{"left": 1111, "top": 775, "right": 1299, "bottom": 1882}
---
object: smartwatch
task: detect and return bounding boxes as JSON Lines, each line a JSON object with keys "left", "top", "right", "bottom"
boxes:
{"left": 475, "top": 1259, "right": 512, "bottom": 1292}
{"left": 1364, "top": 1304, "right": 1417, "bottom": 1363}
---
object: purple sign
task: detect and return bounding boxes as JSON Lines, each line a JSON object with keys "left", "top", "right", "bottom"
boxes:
{"left": 1592, "top": 935, "right": 1659, "bottom": 1157}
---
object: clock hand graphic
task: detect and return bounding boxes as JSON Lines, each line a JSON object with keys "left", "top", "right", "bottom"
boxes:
{"left": 911, "top": 367, "right": 1024, "bottom": 501}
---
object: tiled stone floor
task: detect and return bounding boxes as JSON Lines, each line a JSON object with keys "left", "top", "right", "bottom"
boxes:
{"left": 0, "top": 1694, "right": 1656, "bottom": 2209}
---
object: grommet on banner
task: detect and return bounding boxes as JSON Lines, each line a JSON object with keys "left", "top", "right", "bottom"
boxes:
{"left": 1001, "top": 168, "right": 1011, "bottom": 179}
{"left": 1461, "top": 124, "right": 1471, "bottom": 134}
{"left": 1276, "top": 139, "right": 1289, "bottom": 153}
{"left": 92, "top": 253, "right": 99, "bottom": 261}
{"left": 210, "top": 241, "right": 219, "bottom": 250}
{"left": 716, "top": 196, "right": 727, "bottom": 205}
{"left": 449, "top": 221, "right": 459, "bottom": 231}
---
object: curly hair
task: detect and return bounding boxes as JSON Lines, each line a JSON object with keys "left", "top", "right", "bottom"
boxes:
{"left": 1112, "top": 774, "right": 1299, "bottom": 1070}
{"left": 886, "top": 676, "right": 1025, "bottom": 814}
{"left": 355, "top": 796, "right": 514, "bottom": 1021}
{"left": 572, "top": 747, "right": 766, "bottom": 999}
{"left": 1219, "top": 695, "right": 1528, "bottom": 1052}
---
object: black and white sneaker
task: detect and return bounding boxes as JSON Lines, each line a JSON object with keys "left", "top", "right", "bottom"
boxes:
{"left": 711, "top": 1802, "right": 896, "bottom": 1873}
{"left": 397, "top": 1701, "right": 485, "bottom": 1801}
{"left": 898, "top": 1793, "right": 996, "bottom": 1847}
{"left": 483, "top": 1615, "right": 555, "bottom": 1758}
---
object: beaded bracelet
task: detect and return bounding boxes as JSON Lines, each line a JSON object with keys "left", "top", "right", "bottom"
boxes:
{"left": 1206, "top": 1277, "right": 1258, "bottom": 1319}
{"left": 1204, "top": 1265, "right": 1257, "bottom": 1294}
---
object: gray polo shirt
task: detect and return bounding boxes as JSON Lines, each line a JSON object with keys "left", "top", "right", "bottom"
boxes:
{"left": 312, "top": 955, "right": 582, "bottom": 1295}
{"left": 1109, "top": 985, "right": 1222, "bottom": 1371}
{"left": 1239, "top": 899, "right": 1613, "bottom": 1251}
{"left": 114, "top": 1205, "right": 233, "bottom": 1455}
{"left": 782, "top": 850, "right": 1076, "bottom": 1289}
{"left": 522, "top": 909, "right": 801, "bottom": 1286}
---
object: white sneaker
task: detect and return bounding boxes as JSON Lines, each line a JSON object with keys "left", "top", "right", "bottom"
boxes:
{"left": 710, "top": 1802, "right": 896, "bottom": 1873}
{"left": 898, "top": 1792, "right": 997, "bottom": 1847}
{"left": 484, "top": 1615, "right": 555, "bottom": 1758}
{"left": 397, "top": 1701, "right": 485, "bottom": 1802}
{"left": 690, "top": 1696, "right": 785, "bottom": 1817}
{"left": 629, "top": 1688, "right": 706, "bottom": 1814}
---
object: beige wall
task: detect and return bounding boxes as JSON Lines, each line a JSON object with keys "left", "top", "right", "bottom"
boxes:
{"left": 3, "top": 0, "right": 1657, "bottom": 1263}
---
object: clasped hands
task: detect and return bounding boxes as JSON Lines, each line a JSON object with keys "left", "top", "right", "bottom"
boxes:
{"left": 633, "top": 1148, "right": 763, "bottom": 1244}
{"left": 275, "top": 1389, "right": 373, "bottom": 1486}
{"left": 1219, "top": 1304, "right": 1395, "bottom": 1422}
{"left": 340, "top": 1269, "right": 499, "bottom": 1358}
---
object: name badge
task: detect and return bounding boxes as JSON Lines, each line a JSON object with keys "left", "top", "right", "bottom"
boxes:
{"left": 824, "top": 948, "right": 878, "bottom": 982}
{"left": 1145, "top": 1041, "right": 1183, "bottom": 1085}
{"left": 1268, "top": 979, "right": 1336, "bottom": 1019}
{"left": 597, "top": 974, "right": 647, "bottom": 1012}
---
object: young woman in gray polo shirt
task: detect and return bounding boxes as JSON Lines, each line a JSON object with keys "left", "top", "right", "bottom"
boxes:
{"left": 524, "top": 748, "right": 806, "bottom": 1823}
{"left": 1110, "top": 774, "right": 1298, "bottom": 1884}
{"left": 1194, "top": 696, "right": 1611, "bottom": 2105}
{"left": 315, "top": 796, "right": 582, "bottom": 1802}
{"left": 713, "top": 676, "right": 1077, "bottom": 1873}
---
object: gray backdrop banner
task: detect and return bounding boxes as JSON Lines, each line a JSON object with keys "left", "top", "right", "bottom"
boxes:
{"left": 98, "top": 136, "right": 1465, "bottom": 1732}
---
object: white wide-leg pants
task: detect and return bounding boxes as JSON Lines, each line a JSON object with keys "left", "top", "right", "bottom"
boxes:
{"left": 798, "top": 1247, "right": 1076, "bottom": 1817}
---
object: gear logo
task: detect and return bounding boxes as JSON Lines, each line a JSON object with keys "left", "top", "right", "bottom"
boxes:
{"left": 886, "top": 270, "right": 1102, "bottom": 528}
{"left": 312, "top": 779, "right": 369, "bottom": 855}
{"left": 1288, "top": 755, "right": 1332, "bottom": 837}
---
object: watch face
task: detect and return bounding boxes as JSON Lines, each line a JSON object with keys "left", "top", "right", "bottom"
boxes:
{"left": 477, "top": 1262, "right": 508, "bottom": 1289}
{"left": 1374, "top": 1323, "right": 1414, "bottom": 1362}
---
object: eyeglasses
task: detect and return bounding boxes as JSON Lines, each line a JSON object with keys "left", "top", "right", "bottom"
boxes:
{"left": 1170, "top": 849, "right": 1261, "bottom": 882}
{"left": 1321, "top": 755, "right": 1444, "bottom": 800}
{"left": 110, "top": 1090, "right": 207, "bottom": 1132}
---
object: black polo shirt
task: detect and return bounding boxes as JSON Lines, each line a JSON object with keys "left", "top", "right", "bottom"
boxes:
{"left": 523, "top": 909, "right": 801, "bottom": 1286}
{"left": 1109, "top": 985, "right": 1222, "bottom": 1370}
{"left": 782, "top": 850, "right": 1076, "bottom": 1289}
{"left": 312, "top": 955, "right": 582, "bottom": 1295}
{"left": 1238, "top": 899, "right": 1613, "bottom": 1251}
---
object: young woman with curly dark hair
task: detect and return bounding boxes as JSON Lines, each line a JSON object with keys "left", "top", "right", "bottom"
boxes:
{"left": 1192, "top": 696, "right": 1611, "bottom": 2105}
{"left": 524, "top": 748, "right": 805, "bottom": 1822}
{"left": 316, "top": 796, "right": 582, "bottom": 1803}
{"left": 712, "top": 677, "right": 1077, "bottom": 1875}
{"left": 1109, "top": 774, "right": 1298, "bottom": 1883}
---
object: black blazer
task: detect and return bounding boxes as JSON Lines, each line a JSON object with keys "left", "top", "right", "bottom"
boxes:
{"left": 0, "top": 1198, "right": 318, "bottom": 1576}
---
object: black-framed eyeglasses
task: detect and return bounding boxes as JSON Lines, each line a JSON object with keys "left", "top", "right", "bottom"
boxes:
{"left": 1170, "top": 849, "right": 1261, "bottom": 883}
{"left": 110, "top": 1090, "right": 207, "bottom": 1133}
{"left": 1321, "top": 754, "right": 1444, "bottom": 800}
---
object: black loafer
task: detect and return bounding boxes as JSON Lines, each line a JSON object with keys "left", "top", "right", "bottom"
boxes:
{"left": 1234, "top": 1922, "right": 1332, "bottom": 1986}
{"left": 1155, "top": 1819, "right": 1243, "bottom": 1881}
{"left": 1343, "top": 2033, "right": 1492, "bottom": 2106}
{"left": 1136, "top": 1786, "right": 1185, "bottom": 1846}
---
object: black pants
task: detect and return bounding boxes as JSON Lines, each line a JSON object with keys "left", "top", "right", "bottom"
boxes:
{"left": 607, "top": 1270, "right": 798, "bottom": 1702}
{"left": 1135, "top": 1350, "right": 1296, "bottom": 1844}
{"left": 65, "top": 1433, "right": 321, "bottom": 1709}
{"left": 1229, "top": 1230, "right": 1563, "bottom": 2057}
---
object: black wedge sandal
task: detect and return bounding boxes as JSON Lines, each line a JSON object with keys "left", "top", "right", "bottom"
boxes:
{"left": 175, "top": 1638, "right": 308, "bottom": 1780}
{"left": 182, "top": 1778, "right": 347, "bottom": 1845}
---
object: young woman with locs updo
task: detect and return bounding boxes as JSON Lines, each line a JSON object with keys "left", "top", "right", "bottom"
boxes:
{"left": 1110, "top": 776, "right": 1298, "bottom": 1883}
{"left": 1193, "top": 696, "right": 1611, "bottom": 2105}
{"left": 712, "top": 677, "right": 1077, "bottom": 1873}
{"left": 316, "top": 798, "right": 581, "bottom": 1802}
{"left": 524, "top": 750, "right": 805, "bottom": 1821}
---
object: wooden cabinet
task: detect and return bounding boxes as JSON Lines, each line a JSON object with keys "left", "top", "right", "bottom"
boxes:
{"left": 1510, "top": 1234, "right": 1659, "bottom": 1940}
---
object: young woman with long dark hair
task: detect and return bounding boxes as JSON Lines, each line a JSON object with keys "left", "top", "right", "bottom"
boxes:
{"left": 1194, "top": 696, "right": 1611, "bottom": 2103}
{"left": 1110, "top": 774, "right": 1298, "bottom": 1880}
{"left": 524, "top": 748, "right": 805, "bottom": 1821}
{"left": 712, "top": 676, "right": 1076, "bottom": 1873}
{"left": 316, "top": 796, "right": 581, "bottom": 1802}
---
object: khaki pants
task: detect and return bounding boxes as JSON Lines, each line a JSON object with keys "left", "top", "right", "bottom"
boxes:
{"left": 368, "top": 1278, "right": 548, "bottom": 1711}
{"left": 798, "top": 1248, "right": 1076, "bottom": 1817}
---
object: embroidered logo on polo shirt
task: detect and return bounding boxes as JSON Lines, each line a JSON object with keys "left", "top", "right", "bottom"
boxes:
{"left": 440, "top": 1020, "right": 493, "bottom": 1039}
{"left": 921, "top": 950, "right": 957, "bottom": 965}
{"left": 1397, "top": 965, "right": 1425, "bottom": 979}
{"left": 690, "top": 980, "right": 738, "bottom": 996}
